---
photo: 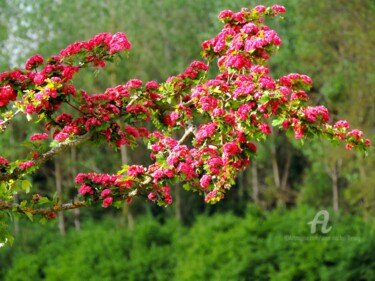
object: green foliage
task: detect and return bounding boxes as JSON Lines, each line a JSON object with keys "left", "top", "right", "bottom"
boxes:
{"left": 1, "top": 206, "right": 374, "bottom": 280}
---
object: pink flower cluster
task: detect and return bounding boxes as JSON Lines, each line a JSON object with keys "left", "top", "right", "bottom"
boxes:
{"left": 25, "top": 54, "right": 44, "bottom": 70}
{"left": 0, "top": 85, "right": 17, "bottom": 107}
{"left": 29, "top": 133, "right": 49, "bottom": 141}
{"left": 18, "top": 161, "right": 33, "bottom": 170}
{"left": 303, "top": 106, "right": 330, "bottom": 123}
{"left": 203, "top": 6, "right": 286, "bottom": 71}
{"left": 60, "top": 32, "right": 131, "bottom": 58}
{"left": 0, "top": 156, "right": 9, "bottom": 166}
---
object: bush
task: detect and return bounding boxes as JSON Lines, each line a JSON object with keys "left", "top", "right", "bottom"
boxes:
{"left": 1, "top": 206, "right": 374, "bottom": 280}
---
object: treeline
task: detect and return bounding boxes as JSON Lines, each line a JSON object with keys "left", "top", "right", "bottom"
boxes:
{"left": 0, "top": 0, "right": 374, "bottom": 232}
{"left": 1, "top": 206, "right": 375, "bottom": 280}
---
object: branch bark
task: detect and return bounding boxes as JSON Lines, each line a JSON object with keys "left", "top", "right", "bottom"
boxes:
{"left": 0, "top": 132, "right": 92, "bottom": 182}
{"left": 0, "top": 199, "right": 88, "bottom": 216}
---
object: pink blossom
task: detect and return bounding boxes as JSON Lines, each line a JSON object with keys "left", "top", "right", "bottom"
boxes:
{"left": 224, "top": 54, "right": 252, "bottom": 70}
{"left": 291, "top": 90, "right": 309, "bottom": 101}
{"left": 334, "top": 120, "right": 350, "bottom": 130}
{"left": 237, "top": 103, "right": 253, "bottom": 120}
{"left": 259, "top": 123, "right": 271, "bottom": 134}
{"left": 25, "top": 54, "right": 44, "bottom": 70}
{"left": 62, "top": 66, "right": 79, "bottom": 80}
{"left": 0, "top": 85, "right": 17, "bottom": 107}
{"left": 101, "top": 188, "right": 111, "bottom": 198}
{"left": 145, "top": 81, "right": 159, "bottom": 90}
{"left": 126, "top": 79, "right": 143, "bottom": 89}
{"left": 247, "top": 142, "right": 257, "bottom": 152}
{"left": 282, "top": 120, "right": 290, "bottom": 129}
{"left": 200, "top": 174, "right": 212, "bottom": 189}
{"left": 303, "top": 106, "right": 329, "bottom": 123}
{"left": 109, "top": 32, "right": 131, "bottom": 54}
{"left": 346, "top": 129, "right": 364, "bottom": 141}
{"left": 29, "top": 133, "right": 49, "bottom": 141}
{"left": 204, "top": 189, "right": 223, "bottom": 203}
{"left": 190, "top": 61, "right": 209, "bottom": 71}
{"left": 294, "top": 127, "right": 304, "bottom": 139}
{"left": 365, "top": 139, "right": 371, "bottom": 146}
{"left": 242, "top": 23, "right": 259, "bottom": 34}
{"left": 199, "top": 96, "right": 218, "bottom": 111}
{"left": 218, "top": 9, "right": 234, "bottom": 19}
{"left": 279, "top": 86, "right": 290, "bottom": 95}
{"left": 223, "top": 142, "right": 241, "bottom": 156}
{"left": 18, "top": 161, "right": 33, "bottom": 170}
{"left": 253, "top": 5, "right": 266, "bottom": 13}
{"left": 212, "top": 108, "right": 225, "bottom": 117}
{"left": 148, "top": 192, "right": 157, "bottom": 202}
{"left": 33, "top": 73, "right": 46, "bottom": 85}
{"left": 163, "top": 193, "right": 173, "bottom": 205}
{"left": 207, "top": 156, "right": 223, "bottom": 175}
{"left": 196, "top": 122, "right": 217, "bottom": 144}
{"left": 127, "top": 165, "right": 145, "bottom": 177}
{"left": 0, "top": 156, "right": 9, "bottom": 166}
{"left": 79, "top": 184, "right": 94, "bottom": 195}
{"left": 271, "top": 5, "right": 286, "bottom": 13}
{"left": 177, "top": 162, "right": 197, "bottom": 180}
{"left": 54, "top": 132, "right": 69, "bottom": 142}
{"left": 125, "top": 126, "right": 139, "bottom": 138}
{"left": 103, "top": 196, "right": 113, "bottom": 208}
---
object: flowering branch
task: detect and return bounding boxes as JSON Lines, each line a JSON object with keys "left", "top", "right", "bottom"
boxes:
{"left": 0, "top": 5, "right": 370, "bottom": 223}
{"left": 0, "top": 132, "right": 92, "bottom": 182}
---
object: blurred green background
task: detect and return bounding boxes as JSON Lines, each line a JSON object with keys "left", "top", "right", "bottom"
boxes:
{"left": 0, "top": 0, "right": 374, "bottom": 280}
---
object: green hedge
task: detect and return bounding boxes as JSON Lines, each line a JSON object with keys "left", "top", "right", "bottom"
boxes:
{"left": 1, "top": 206, "right": 374, "bottom": 280}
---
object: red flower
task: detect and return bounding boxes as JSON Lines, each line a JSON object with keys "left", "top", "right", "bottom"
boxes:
{"left": 223, "top": 142, "right": 241, "bottom": 157}
{"left": 0, "top": 156, "right": 9, "bottom": 166}
{"left": 109, "top": 32, "right": 131, "bottom": 54}
{"left": 29, "top": 133, "right": 49, "bottom": 141}
{"left": 103, "top": 196, "right": 113, "bottom": 208}
{"left": 127, "top": 165, "right": 145, "bottom": 177}
{"left": 25, "top": 54, "right": 44, "bottom": 70}
{"left": 258, "top": 123, "right": 271, "bottom": 134}
{"left": 200, "top": 174, "right": 212, "bottom": 189}
{"left": 101, "top": 189, "right": 111, "bottom": 198}
{"left": 79, "top": 184, "right": 94, "bottom": 195}
{"left": 54, "top": 132, "right": 69, "bottom": 142}
{"left": 18, "top": 161, "right": 33, "bottom": 170}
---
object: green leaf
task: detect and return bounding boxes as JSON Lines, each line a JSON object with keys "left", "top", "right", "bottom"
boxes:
{"left": 272, "top": 118, "right": 283, "bottom": 127}
{"left": 39, "top": 217, "right": 47, "bottom": 225}
{"left": 21, "top": 180, "right": 32, "bottom": 194}
{"left": 24, "top": 212, "right": 33, "bottom": 222}
{"left": 19, "top": 200, "right": 27, "bottom": 208}
{"left": 36, "top": 197, "right": 50, "bottom": 205}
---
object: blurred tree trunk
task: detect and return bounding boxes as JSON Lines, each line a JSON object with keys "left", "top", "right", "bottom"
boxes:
{"left": 270, "top": 142, "right": 281, "bottom": 189}
{"left": 327, "top": 158, "right": 342, "bottom": 214}
{"left": 175, "top": 183, "right": 182, "bottom": 222}
{"left": 55, "top": 156, "right": 66, "bottom": 235}
{"left": 280, "top": 141, "right": 292, "bottom": 190}
{"left": 250, "top": 162, "right": 259, "bottom": 203}
{"left": 71, "top": 147, "right": 80, "bottom": 231}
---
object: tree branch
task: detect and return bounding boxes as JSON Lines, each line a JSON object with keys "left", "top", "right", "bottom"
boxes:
{"left": 0, "top": 132, "right": 92, "bottom": 182}
{"left": 178, "top": 121, "right": 197, "bottom": 145}
{"left": 0, "top": 199, "right": 88, "bottom": 216}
